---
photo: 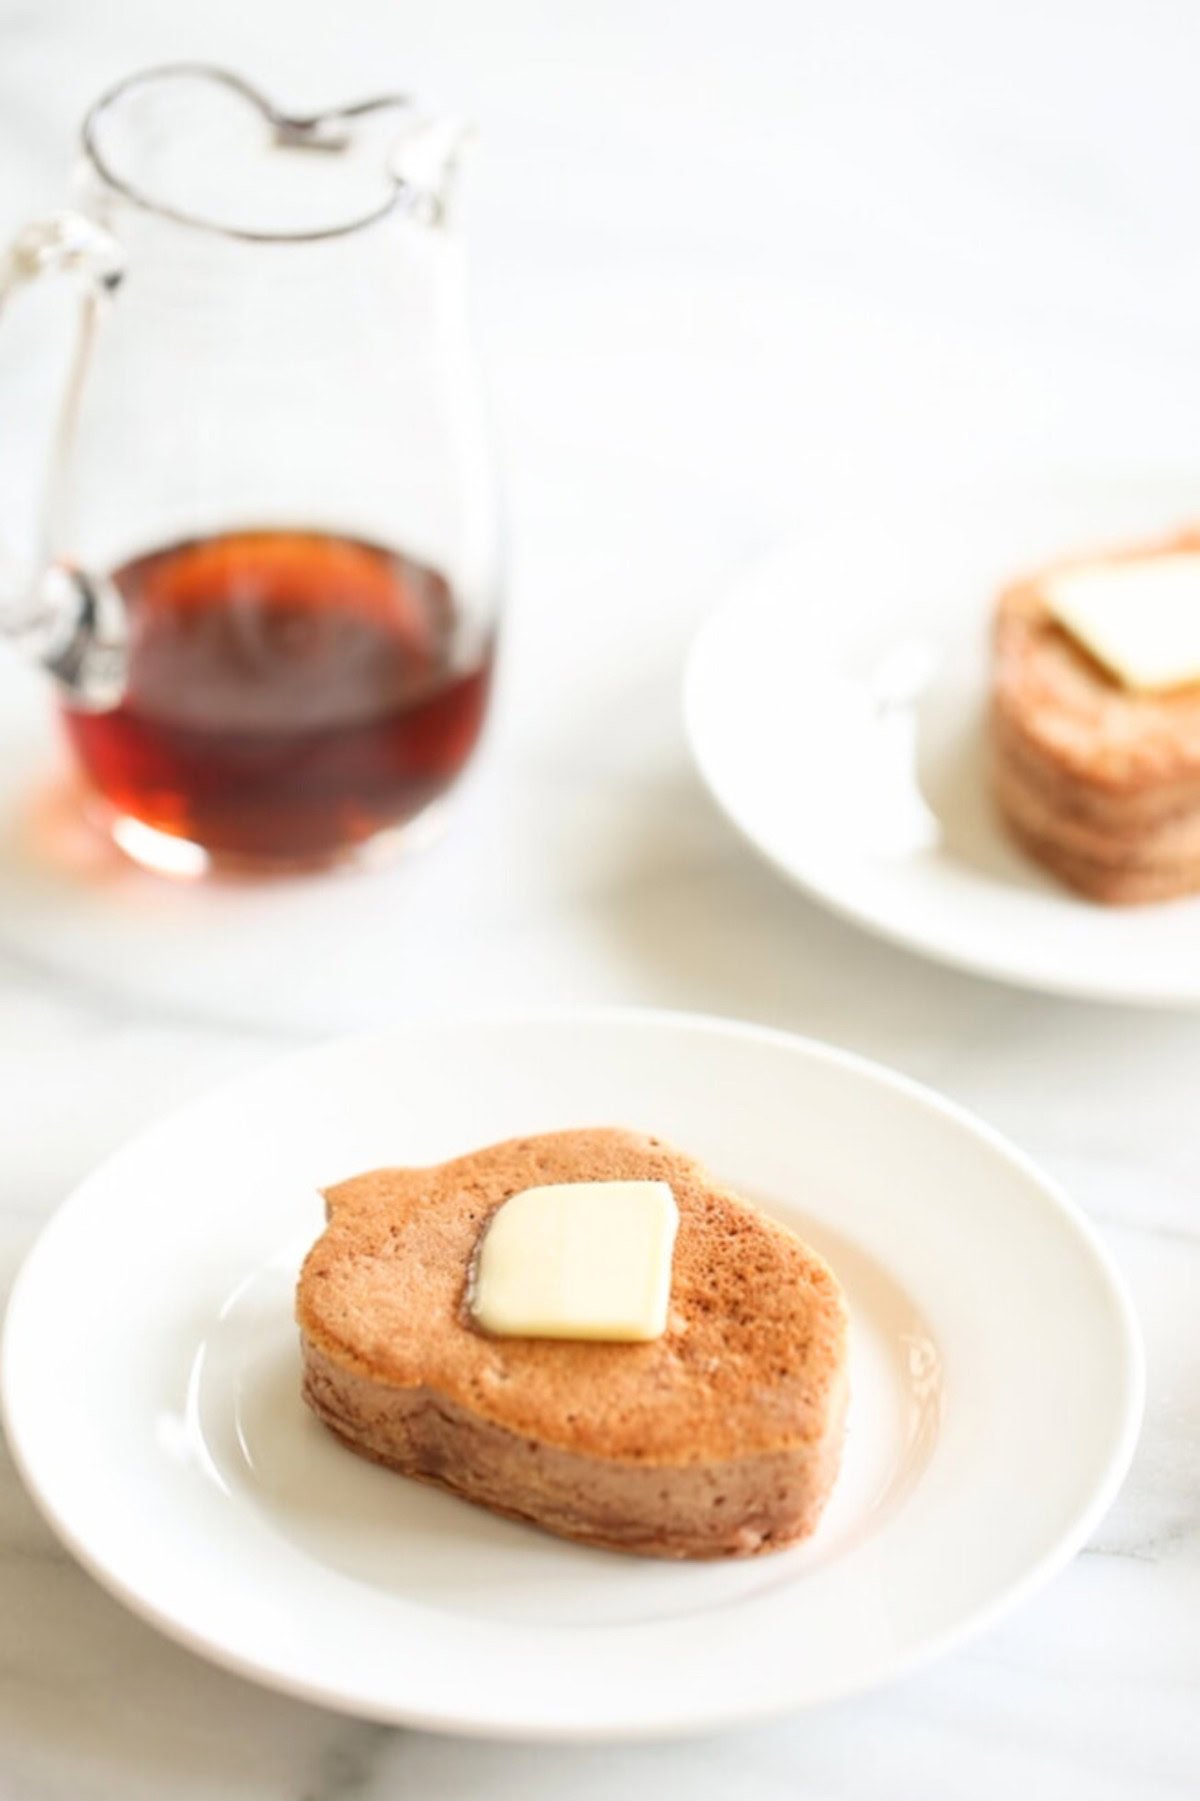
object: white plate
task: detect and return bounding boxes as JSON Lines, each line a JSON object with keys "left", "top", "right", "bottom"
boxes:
{"left": 685, "top": 475, "right": 1200, "bottom": 1006}
{"left": 1, "top": 1010, "right": 1141, "bottom": 1740}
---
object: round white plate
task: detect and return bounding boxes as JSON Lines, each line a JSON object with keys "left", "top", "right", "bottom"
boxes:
{"left": 686, "top": 475, "right": 1200, "bottom": 1006}
{"left": 2, "top": 1010, "right": 1141, "bottom": 1740}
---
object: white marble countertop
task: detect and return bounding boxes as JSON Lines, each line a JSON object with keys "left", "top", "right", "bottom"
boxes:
{"left": 0, "top": 1, "right": 1198, "bottom": 1794}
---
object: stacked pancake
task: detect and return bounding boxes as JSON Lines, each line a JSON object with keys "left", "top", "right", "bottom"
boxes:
{"left": 991, "top": 532, "right": 1200, "bottom": 904}
{"left": 297, "top": 1128, "right": 848, "bottom": 1559}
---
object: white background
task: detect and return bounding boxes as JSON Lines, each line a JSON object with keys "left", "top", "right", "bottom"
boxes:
{"left": 0, "top": 2, "right": 1197, "bottom": 1796}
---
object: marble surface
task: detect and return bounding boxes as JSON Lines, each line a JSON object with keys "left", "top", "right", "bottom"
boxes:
{"left": 0, "top": 1, "right": 1198, "bottom": 1794}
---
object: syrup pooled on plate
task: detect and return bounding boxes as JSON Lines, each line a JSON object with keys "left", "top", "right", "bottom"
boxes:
{"left": 63, "top": 529, "right": 494, "bottom": 867}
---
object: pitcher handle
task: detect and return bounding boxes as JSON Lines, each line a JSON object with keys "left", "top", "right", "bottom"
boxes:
{"left": 0, "top": 210, "right": 128, "bottom": 709}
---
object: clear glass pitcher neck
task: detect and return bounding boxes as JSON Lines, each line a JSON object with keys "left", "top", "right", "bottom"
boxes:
{"left": 80, "top": 63, "right": 471, "bottom": 240}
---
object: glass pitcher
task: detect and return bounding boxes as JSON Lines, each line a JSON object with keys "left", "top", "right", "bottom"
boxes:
{"left": 0, "top": 64, "right": 501, "bottom": 875}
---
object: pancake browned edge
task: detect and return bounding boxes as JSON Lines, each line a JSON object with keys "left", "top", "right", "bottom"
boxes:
{"left": 990, "top": 529, "right": 1200, "bottom": 903}
{"left": 296, "top": 1127, "right": 848, "bottom": 1559}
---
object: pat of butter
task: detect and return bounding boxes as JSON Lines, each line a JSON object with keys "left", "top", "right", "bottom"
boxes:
{"left": 1043, "top": 554, "right": 1200, "bottom": 692}
{"left": 471, "top": 1181, "right": 679, "bottom": 1341}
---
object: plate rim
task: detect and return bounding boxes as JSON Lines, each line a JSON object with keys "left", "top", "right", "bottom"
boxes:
{"left": 684, "top": 539, "right": 1200, "bottom": 1009}
{"left": 0, "top": 1005, "right": 1146, "bottom": 1739}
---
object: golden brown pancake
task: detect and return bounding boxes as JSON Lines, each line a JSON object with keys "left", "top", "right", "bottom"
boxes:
{"left": 296, "top": 1127, "right": 848, "bottom": 1559}
{"left": 990, "top": 531, "right": 1200, "bottom": 902}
